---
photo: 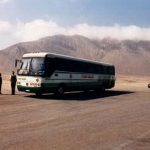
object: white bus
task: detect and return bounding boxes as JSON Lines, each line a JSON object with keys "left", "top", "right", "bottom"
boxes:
{"left": 16, "top": 52, "right": 115, "bottom": 96}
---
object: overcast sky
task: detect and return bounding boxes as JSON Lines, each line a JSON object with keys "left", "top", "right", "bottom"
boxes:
{"left": 0, "top": 0, "right": 150, "bottom": 49}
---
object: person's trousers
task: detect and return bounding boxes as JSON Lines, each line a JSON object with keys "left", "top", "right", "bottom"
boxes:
{"left": 11, "top": 83, "right": 16, "bottom": 95}
{"left": 0, "top": 84, "right": 1, "bottom": 94}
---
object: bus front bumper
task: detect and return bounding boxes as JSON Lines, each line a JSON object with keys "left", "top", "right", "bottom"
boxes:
{"left": 17, "top": 85, "right": 42, "bottom": 93}
{"left": 17, "top": 85, "right": 56, "bottom": 93}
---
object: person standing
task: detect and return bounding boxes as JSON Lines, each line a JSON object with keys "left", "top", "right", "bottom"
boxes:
{"left": 10, "top": 71, "right": 17, "bottom": 95}
{"left": 0, "top": 73, "right": 2, "bottom": 94}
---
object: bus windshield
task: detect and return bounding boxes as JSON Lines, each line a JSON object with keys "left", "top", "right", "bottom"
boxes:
{"left": 18, "top": 58, "right": 45, "bottom": 76}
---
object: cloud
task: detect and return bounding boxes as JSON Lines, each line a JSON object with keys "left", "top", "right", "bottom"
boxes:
{"left": 0, "top": 0, "right": 12, "bottom": 3}
{"left": 16, "top": 20, "right": 66, "bottom": 41}
{"left": 1, "top": 19, "right": 150, "bottom": 49}
{"left": 0, "top": 20, "right": 12, "bottom": 32}
{"left": 68, "top": 24, "right": 150, "bottom": 41}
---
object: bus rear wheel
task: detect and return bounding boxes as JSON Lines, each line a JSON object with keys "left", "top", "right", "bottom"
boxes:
{"left": 95, "top": 87, "right": 105, "bottom": 93}
{"left": 100, "top": 87, "right": 105, "bottom": 92}
{"left": 55, "top": 85, "right": 64, "bottom": 96}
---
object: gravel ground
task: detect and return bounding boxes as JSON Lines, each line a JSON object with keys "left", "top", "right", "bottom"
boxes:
{"left": 0, "top": 75, "right": 149, "bottom": 150}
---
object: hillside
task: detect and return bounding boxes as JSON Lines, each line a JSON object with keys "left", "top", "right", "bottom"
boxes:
{"left": 0, "top": 35, "right": 150, "bottom": 75}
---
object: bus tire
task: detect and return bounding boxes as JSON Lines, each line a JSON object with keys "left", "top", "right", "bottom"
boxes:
{"left": 100, "top": 87, "right": 105, "bottom": 92}
{"left": 96, "top": 87, "right": 105, "bottom": 93}
{"left": 83, "top": 89, "right": 89, "bottom": 93}
{"left": 55, "top": 85, "right": 64, "bottom": 96}
{"left": 35, "top": 92, "right": 42, "bottom": 97}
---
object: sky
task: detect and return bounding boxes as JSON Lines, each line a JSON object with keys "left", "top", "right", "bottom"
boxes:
{"left": 0, "top": 0, "right": 150, "bottom": 49}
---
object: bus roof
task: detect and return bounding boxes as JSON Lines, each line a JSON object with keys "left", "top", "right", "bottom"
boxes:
{"left": 23, "top": 52, "right": 48, "bottom": 58}
{"left": 23, "top": 52, "right": 114, "bottom": 67}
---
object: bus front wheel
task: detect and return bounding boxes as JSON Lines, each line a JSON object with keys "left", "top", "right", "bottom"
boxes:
{"left": 35, "top": 92, "right": 42, "bottom": 97}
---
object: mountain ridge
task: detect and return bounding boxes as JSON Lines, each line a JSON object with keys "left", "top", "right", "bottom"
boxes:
{"left": 0, "top": 35, "right": 150, "bottom": 75}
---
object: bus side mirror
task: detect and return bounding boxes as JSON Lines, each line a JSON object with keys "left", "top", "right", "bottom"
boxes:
{"left": 15, "top": 59, "right": 22, "bottom": 68}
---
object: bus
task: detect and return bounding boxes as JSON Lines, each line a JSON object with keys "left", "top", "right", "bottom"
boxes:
{"left": 16, "top": 52, "right": 115, "bottom": 96}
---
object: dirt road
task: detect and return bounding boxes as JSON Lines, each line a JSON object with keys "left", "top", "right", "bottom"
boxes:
{"left": 0, "top": 88, "right": 150, "bottom": 150}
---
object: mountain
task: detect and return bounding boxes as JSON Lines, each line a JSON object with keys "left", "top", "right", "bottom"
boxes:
{"left": 0, "top": 35, "right": 150, "bottom": 75}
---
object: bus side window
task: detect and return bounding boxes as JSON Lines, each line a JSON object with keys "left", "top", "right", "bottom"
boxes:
{"left": 112, "top": 66, "right": 115, "bottom": 75}
{"left": 109, "top": 66, "right": 115, "bottom": 75}
{"left": 45, "top": 58, "right": 55, "bottom": 76}
{"left": 95, "top": 65, "right": 100, "bottom": 74}
{"left": 81, "top": 62, "right": 86, "bottom": 73}
{"left": 54, "top": 58, "right": 69, "bottom": 72}
{"left": 102, "top": 66, "right": 107, "bottom": 74}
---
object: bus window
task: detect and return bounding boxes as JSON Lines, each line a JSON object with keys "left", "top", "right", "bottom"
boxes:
{"left": 54, "top": 58, "right": 73, "bottom": 72}
{"left": 45, "top": 58, "right": 55, "bottom": 76}
{"left": 30, "top": 58, "right": 45, "bottom": 76}
{"left": 20, "top": 58, "right": 31, "bottom": 70}
{"left": 110, "top": 66, "right": 115, "bottom": 75}
{"left": 102, "top": 66, "right": 107, "bottom": 74}
{"left": 18, "top": 58, "right": 31, "bottom": 75}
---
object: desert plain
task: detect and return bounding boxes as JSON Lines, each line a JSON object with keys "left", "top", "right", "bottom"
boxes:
{"left": 0, "top": 74, "right": 150, "bottom": 150}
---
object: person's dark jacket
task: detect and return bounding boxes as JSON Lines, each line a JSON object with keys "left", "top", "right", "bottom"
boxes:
{"left": 10, "top": 75, "right": 17, "bottom": 85}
